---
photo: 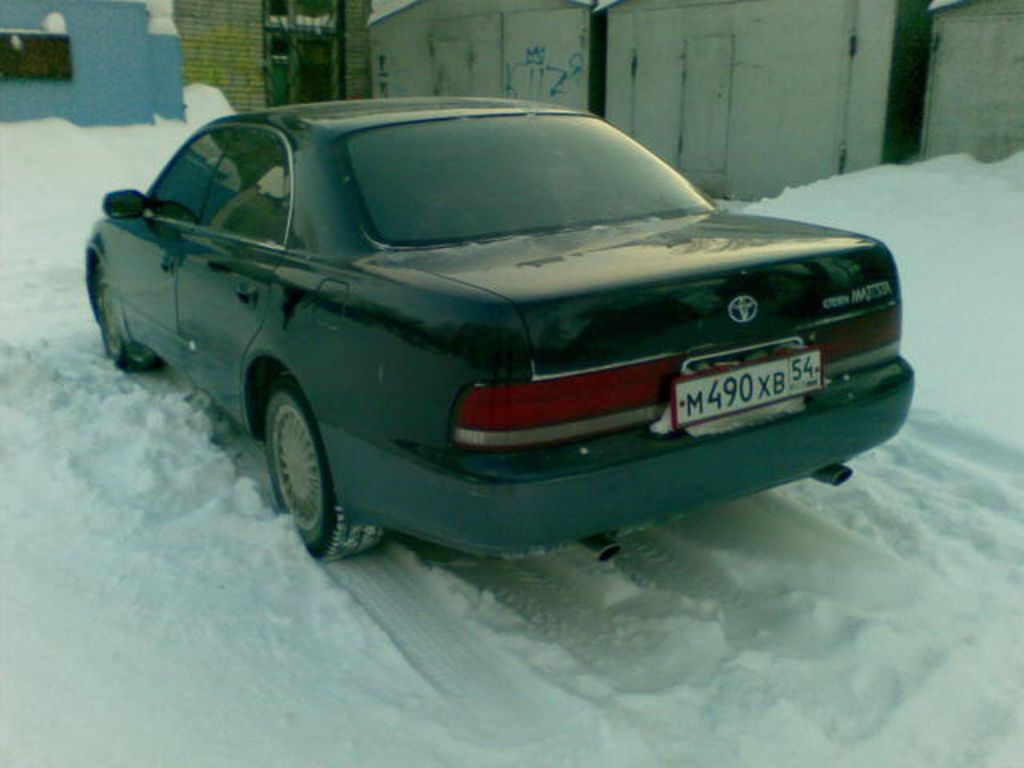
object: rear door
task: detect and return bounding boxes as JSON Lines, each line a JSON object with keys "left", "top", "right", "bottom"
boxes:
{"left": 176, "top": 126, "right": 292, "bottom": 419}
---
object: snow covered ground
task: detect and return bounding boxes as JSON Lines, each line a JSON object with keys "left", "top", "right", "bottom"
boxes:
{"left": 1, "top": 87, "right": 1022, "bottom": 767}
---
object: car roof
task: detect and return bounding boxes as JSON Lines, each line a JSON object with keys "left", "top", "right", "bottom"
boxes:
{"left": 208, "top": 97, "right": 589, "bottom": 137}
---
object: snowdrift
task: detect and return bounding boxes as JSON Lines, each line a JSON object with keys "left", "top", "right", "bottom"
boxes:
{"left": 1, "top": 87, "right": 1022, "bottom": 767}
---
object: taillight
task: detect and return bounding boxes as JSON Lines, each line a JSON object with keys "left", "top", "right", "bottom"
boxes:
{"left": 453, "top": 356, "right": 682, "bottom": 450}
{"left": 453, "top": 307, "right": 902, "bottom": 451}
{"left": 815, "top": 306, "right": 901, "bottom": 373}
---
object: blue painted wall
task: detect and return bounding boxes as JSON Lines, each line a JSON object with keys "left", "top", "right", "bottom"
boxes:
{"left": 0, "top": 0, "right": 184, "bottom": 125}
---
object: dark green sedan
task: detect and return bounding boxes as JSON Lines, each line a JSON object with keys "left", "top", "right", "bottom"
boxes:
{"left": 86, "top": 98, "right": 913, "bottom": 560}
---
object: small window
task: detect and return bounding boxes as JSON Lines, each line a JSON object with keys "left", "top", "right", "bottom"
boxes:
{"left": 295, "top": 0, "right": 335, "bottom": 16}
{"left": 202, "top": 128, "right": 291, "bottom": 245}
{"left": 149, "top": 133, "right": 225, "bottom": 224}
{"left": 0, "top": 32, "right": 71, "bottom": 80}
{"left": 269, "top": 34, "right": 289, "bottom": 58}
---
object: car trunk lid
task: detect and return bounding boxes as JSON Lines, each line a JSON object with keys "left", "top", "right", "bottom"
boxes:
{"left": 370, "top": 212, "right": 901, "bottom": 377}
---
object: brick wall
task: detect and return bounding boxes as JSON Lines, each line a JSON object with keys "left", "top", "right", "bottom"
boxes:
{"left": 174, "top": 1, "right": 372, "bottom": 110}
{"left": 344, "top": 0, "right": 371, "bottom": 99}
{"left": 175, "top": 0, "right": 265, "bottom": 111}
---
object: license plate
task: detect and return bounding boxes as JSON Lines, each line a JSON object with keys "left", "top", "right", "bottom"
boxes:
{"left": 671, "top": 349, "right": 822, "bottom": 430}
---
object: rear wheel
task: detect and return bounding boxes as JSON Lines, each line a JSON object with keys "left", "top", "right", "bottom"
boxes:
{"left": 92, "top": 260, "right": 161, "bottom": 371}
{"left": 265, "top": 379, "right": 382, "bottom": 560}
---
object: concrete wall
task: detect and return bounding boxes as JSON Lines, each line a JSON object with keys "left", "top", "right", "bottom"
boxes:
{"left": 370, "top": 0, "right": 592, "bottom": 110}
{"left": 0, "top": 0, "right": 184, "bottom": 125}
{"left": 923, "top": 0, "right": 1024, "bottom": 160}
{"left": 604, "top": 0, "right": 928, "bottom": 199}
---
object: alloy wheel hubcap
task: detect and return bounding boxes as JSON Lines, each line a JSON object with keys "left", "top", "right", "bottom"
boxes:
{"left": 272, "top": 403, "right": 323, "bottom": 532}
{"left": 97, "top": 275, "right": 124, "bottom": 356}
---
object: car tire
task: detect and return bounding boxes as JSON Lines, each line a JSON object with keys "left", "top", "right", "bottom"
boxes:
{"left": 92, "top": 260, "right": 161, "bottom": 371}
{"left": 265, "top": 378, "right": 382, "bottom": 560}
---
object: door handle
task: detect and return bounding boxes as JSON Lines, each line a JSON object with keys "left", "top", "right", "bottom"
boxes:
{"left": 160, "top": 253, "right": 176, "bottom": 273}
{"left": 235, "top": 283, "right": 258, "bottom": 305}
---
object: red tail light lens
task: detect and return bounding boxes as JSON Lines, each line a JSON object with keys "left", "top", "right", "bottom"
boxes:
{"left": 815, "top": 306, "right": 901, "bottom": 370}
{"left": 454, "top": 356, "right": 682, "bottom": 450}
{"left": 454, "top": 307, "right": 902, "bottom": 451}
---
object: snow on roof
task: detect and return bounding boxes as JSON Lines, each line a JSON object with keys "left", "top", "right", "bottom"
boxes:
{"left": 42, "top": 12, "right": 67, "bottom": 34}
{"left": 109, "top": 0, "right": 178, "bottom": 35}
{"left": 598, "top": 0, "right": 975, "bottom": 11}
{"left": 370, "top": 0, "right": 594, "bottom": 25}
{"left": 368, "top": 0, "right": 419, "bottom": 25}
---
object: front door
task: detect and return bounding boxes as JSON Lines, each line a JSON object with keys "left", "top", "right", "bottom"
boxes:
{"left": 263, "top": 0, "right": 343, "bottom": 106}
{"left": 116, "top": 132, "right": 224, "bottom": 363}
{"left": 109, "top": 216, "right": 183, "bottom": 361}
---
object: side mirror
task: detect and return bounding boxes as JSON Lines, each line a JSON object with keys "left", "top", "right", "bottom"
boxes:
{"left": 103, "top": 189, "right": 147, "bottom": 219}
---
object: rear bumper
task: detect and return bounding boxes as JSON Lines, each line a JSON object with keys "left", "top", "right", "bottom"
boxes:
{"left": 322, "top": 358, "right": 913, "bottom": 555}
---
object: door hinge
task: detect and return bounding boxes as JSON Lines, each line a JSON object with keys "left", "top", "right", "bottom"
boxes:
{"left": 849, "top": 34, "right": 858, "bottom": 58}
{"left": 838, "top": 143, "right": 848, "bottom": 174}
{"left": 630, "top": 50, "right": 638, "bottom": 80}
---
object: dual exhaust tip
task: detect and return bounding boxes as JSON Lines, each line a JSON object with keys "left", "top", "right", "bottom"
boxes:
{"left": 580, "top": 534, "right": 622, "bottom": 562}
{"left": 811, "top": 463, "right": 854, "bottom": 487}
{"left": 579, "top": 464, "right": 853, "bottom": 562}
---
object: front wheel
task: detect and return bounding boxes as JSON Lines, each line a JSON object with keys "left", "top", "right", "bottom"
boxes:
{"left": 91, "top": 260, "right": 161, "bottom": 371}
{"left": 265, "top": 379, "right": 382, "bottom": 560}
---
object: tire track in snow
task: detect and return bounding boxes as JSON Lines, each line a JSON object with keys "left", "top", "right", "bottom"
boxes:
{"left": 119, "top": 373, "right": 607, "bottom": 754}
{"left": 323, "top": 547, "right": 513, "bottom": 698}
{"left": 322, "top": 545, "right": 601, "bottom": 753}
{"left": 183, "top": 386, "right": 600, "bottom": 747}
{"left": 437, "top": 495, "right": 916, "bottom": 694}
{"left": 99, "top": 352, "right": 1024, "bottom": 755}
{"left": 441, "top": 549, "right": 727, "bottom": 693}
{"left": 826, "top": 413, "right": 1024, "bottom": 571}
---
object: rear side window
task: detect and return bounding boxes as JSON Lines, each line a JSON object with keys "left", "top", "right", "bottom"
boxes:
{"left": 202, "top": 128, "right": 291, "bottom": 245}
{"left": 341, "top": 114, "right": 712, "bottom": 246}
{"left": 149, "top": 133, "right": 223, "bottom": 224}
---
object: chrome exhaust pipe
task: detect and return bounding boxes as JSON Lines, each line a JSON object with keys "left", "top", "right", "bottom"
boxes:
{"left": 812, "top": 463, "right": 853, "bottom": 486}
{"left": 580, "top": 533, "right": 622, "bottom": 562}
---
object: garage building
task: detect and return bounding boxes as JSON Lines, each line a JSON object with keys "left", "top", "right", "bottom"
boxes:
{"left": 369, "top": 0, "right": 600, "bottom": 111}
{"left": 922, "top": 0, "right": 1024, "bottom": 161}
{"left": 601, "top": 0, "right": 932, "bottom": 198}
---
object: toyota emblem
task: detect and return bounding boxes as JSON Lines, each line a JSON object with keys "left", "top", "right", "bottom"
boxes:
{"left": 727, "top": 295, "right": 758, "bottom": 323}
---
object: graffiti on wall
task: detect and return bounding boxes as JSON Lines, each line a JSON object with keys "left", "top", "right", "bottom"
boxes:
{"left": 505, "top": 46, "right": 583, "bottom": 102}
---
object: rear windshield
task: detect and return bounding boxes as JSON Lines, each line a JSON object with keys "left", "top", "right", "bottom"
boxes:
{"left": 340, "top": 114, "right": 712, "bottom": 246}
